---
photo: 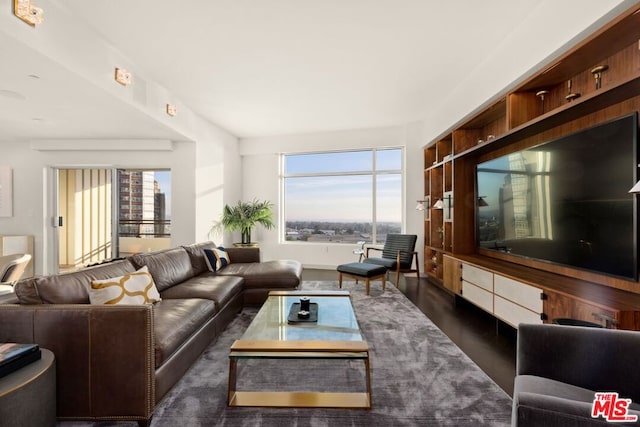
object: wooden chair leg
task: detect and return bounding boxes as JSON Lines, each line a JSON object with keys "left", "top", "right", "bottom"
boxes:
{"left": 395, "top": 268, "right": 400, "bottom": 287}
{"left": 339, "top": 273, "right": 343, "bottom": 289}
{"left": 365, "top": 278, "right": 370, "bottom": 295}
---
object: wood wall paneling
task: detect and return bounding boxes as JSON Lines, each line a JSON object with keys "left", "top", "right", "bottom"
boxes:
{"left": 423, "top": 4, "right": 640, "bottom": 328}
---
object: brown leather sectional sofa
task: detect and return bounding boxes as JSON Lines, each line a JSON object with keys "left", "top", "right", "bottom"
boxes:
{"left": 0, "top": 241, "right": 302, "bottom": 426}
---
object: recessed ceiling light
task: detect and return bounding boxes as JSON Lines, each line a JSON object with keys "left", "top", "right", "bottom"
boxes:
{"left": 27, "top": 74, "right": 40, "bottom": 79}
{"left": 0, "top": 89, "right": 27, "bottom": 100}
{"left": 31, "top": 117, "right": 45, "bottom": 122}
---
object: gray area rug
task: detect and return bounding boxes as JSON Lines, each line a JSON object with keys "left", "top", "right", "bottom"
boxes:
{"left": 58, "top": 281, "right": 512, "bottom": 426}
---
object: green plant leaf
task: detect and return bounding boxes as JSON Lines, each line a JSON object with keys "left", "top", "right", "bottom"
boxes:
{"left": 212, "top": 199, "right": 275, "bottom": 243}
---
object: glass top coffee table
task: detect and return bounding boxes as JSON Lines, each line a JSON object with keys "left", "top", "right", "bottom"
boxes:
{"left": 227, "top": 290, "right": 371, "bottom": 408}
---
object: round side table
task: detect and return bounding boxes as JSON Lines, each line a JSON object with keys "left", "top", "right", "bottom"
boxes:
{"left": 0, "top": 348, "right": 56, "bottom": 426}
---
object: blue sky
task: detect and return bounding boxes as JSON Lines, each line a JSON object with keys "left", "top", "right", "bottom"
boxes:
{"left": 477, "top": 156, "right": 511, "bottom": 209}
{"left": 284, "top": 149, "right": 402, "bottom": 222}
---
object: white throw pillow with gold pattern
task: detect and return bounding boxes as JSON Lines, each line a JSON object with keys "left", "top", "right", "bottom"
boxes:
{"left": 90, "top": 265, "right": 161, "bottom": 305}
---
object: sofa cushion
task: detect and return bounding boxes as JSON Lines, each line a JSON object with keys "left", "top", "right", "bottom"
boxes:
{"left": 203, "top": 248, "right": 216, "bottom": 272}
{"left": 181, "top": 241, "right": 217, "bottom": 275}
{"left": 14, "top": 259, "right": 136, "bottom": 304}
{"left": 159, "top": 274, "right": 244, "bottom": 311}
{"left": 152, "top": 298, "right": 216, "bottom": 368}
{"left": 89, "top": 266, "right": 161, "bottom": 305}
{"left": 216, "top": 260, "right": 302, "bottom": 289}
{"left": 130, "top": 247, "right": 195, "bottom": 292}
{"left": 363, "top": 256, "right": 397, "bottom": 269}
{"left": 203, "top": 247, "right": 230, "bottom": 272}
{"left": 515, "top": 375, "right": 600, "bottom": 406}
{"left": 338, "top": 262, "right": 387, "bottom": 277}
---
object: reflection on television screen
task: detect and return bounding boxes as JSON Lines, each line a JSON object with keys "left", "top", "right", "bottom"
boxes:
{"left": 476, "top": 113, "right": 638, "bottom": 280}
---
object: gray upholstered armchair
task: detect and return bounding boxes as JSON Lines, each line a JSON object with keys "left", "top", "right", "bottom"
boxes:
{"left": 363, "top": 234, "right": 419, "bottom": 286}
{"left": 513, "top": 323, "right": 640, "bottom": 426}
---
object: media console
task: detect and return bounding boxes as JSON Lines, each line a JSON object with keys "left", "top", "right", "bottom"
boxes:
{"left": 443, "top": 254, "right": 640, "bottom": 330}
{"left": 424, "top": 4, "right": 640, "bottom": 330}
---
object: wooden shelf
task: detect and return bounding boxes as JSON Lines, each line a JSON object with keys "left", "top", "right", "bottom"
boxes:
{"left": 424, "top": 247, "right": 444, "bottom": 280}
{"left": 519, "top": 6, "right": 640, "bottom": 92}
{"left": 460, "top": 98, "right": 507, "bottom": 129}
{"left": 453, "top": 71, "right": 640, "bottom": 160}
{"left": 423, "top": 5, "right": 640, "bottom": 326}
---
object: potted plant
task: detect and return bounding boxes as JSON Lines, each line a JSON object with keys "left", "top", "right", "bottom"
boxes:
{"left": 214, "top": 199, "right": 275, "bottom": 246}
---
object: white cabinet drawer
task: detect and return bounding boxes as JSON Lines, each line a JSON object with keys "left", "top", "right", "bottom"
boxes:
{"left": 461, "top": 264, "right": 493, "bottom": 292}
{"left": 494, "top": 275, "right": 543, "bottom": 313}
{"left": 462, "top": 281, "right": 493, "bottom": 314}
{"left": 494, "top": 295, "right": 543, "bottom": 328}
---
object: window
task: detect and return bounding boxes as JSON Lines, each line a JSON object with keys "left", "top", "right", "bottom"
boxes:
{"left": 282, "top": 148, "right": 403, "bottom": 244}
{"left": 117, "top": 169, "right": 171, "bottom": 238}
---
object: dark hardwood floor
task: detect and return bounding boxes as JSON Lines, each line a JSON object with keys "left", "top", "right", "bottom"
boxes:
{"left": 302, "top": 268, "right": 516, "bottom": 396}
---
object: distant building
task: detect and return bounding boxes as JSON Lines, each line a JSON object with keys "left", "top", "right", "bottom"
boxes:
{"left": 119, "top": 171, "right": 167, "bottom": 237}
{"left": 154, "top": 180, "right": 167, "bottom": 236}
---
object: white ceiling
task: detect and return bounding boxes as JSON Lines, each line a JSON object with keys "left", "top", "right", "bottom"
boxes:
{"left": 0, "top": 31, "right": 186, "bottom": 142}
{"left": 0, "top": 0, "right": 631, "bottom": 141}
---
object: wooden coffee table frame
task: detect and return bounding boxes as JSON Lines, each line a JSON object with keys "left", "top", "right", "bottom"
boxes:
{"left": 227, "top": 291, "right": 372, "bottom": 409}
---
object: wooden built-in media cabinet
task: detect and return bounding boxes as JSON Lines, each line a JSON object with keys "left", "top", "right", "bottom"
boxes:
{"left": 423, "top": 4, "right": 640, "bottom": 330}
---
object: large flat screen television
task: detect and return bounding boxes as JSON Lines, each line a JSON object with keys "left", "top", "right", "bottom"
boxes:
{"left": 476, "top": 112, "right": 639, "bottom": 280}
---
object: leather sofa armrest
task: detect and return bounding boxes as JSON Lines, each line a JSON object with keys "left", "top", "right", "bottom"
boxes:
{"left": 0, "top": 304, "right": 155, "bottom": 422}
{"left": 226, "top": 247, "right": 260, "bottom": 263}
{"left": 517, "top": 324, "right": 640, "bottom": 404}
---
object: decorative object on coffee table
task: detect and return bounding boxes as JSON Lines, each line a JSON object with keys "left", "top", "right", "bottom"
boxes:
{"left": 287, "top": 296, "right": 319, "bottom": 323}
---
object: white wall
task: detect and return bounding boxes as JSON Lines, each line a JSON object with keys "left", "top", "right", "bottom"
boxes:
{"left": 0, "top": 140, "right": 194, "bottom": 274}
{"left": 239, "top": 123, "right": 424, "bottom": 269}
{"left": 0, "top": 131, "right": 241, "bottom": 276}
{"left": 0, "top": 2, "right": 243, "bottom": 274}
{"left": 0, "top": 0, "right": 630, "bottom": 275}
{"left": 421, "top": 0, "right": 630, "bottom": 143}
{"left": 236, "top": 1, "right": 633, "bottom": 272}
{"left": 193, "top": 119, "right": 243, "bottom": 244}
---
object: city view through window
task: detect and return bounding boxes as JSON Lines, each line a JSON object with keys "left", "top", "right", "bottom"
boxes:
{"left": 283, "top": 149, "right": 402, "bottom": 245}
{"left": 118, "top": 170, "right": 171, "bottom": 238}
